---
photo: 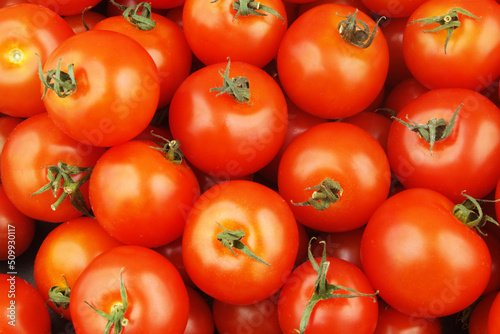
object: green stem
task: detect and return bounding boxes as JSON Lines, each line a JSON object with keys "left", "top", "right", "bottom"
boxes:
{"left": 110, "top": 0, "right": 156, "bottom": 30}
{"left": 337, "top": 9, "right": 385, "bottom": 48}
{"left": 210, "top": 58, "right": 251, "bottom": 104}
{"left": 37, "top": 55, "right": 77, "bottom": 99}
{"left": 453, "top": 191, "right": 499, "bottom": 235}
{"left": 212, "top": 0, "right": 284, "bottom": 22}
{"left": 148, "top": 131, "right": 184, "bottom": 164}
{"left": 48, "top": 275, "right": 71, "bottom": 314}
{"left": 291, "top": 178, "right": 342, "bottom": 211}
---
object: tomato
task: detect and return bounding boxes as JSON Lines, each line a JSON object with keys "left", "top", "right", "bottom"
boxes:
{"left": 0, "top": 0, "right": 29, "bottom": 7}
{"left": 92, "top": 8, "right": 192, "bottom": 108}
{"left": 469, "top": 291, "right": 497, "bottom": 334}
{"left": 383, "top": 77, "right": 430, "bottom": 113}
{"left": 374, "top": 301, "right": 443, "bottom": 334}
{"left": 184, "top": 287, "right": 215, "bottom": 334}
{"left": 182, "top": 0, "right": 287, "bottom": 67}
{"left": 297, "top": 0, "right": 372, "bottom": 17}
{"left": 342, "top": 111, "right": 392, "bottom": 153}
{"left": 63, "top": 10, "right": 106, "bottom": 34}
{"left": 154, "top": 236, "right": 195, "bottom": 288}
{"left": 27, "top": 0, "right": 101, "bottom": 15}
{"left": 0, "top": 3, "right": 74, "bottom": 117}
{"left": 0, "top": 184, "right": 35, "bottom": 260}
{"left": 40, "top": 29, "right": 160, "bottom": 147}
{"left": 387, "top": 88, "right": 500, "bottom": 203}
{"left": 169, "top": 59, "right": 288, "bottom": 178}
{"left": 361, "top": 0, "right": 429, "bottom": 18}
{"left": 278, "top": 122, "right": 391, "bottom": 232}
{"left": 361, "top": 188, "right": 492, "bottom": 318}
{"left": 1, "top": 113, "right": 107, "bottom": 222}
{"left": 0, "top": 274, "right": 51, "bottom": 333}
{"left": 106, "top": 0, "right": 170, "bottom": 16}
{"left": 70, "top": 245, "right": 189, "bottom": 334}
{"left": 403, "top": 0, "right": 500, "bottom": 90}
{"left": 0, "top": 116, "right": 23, "bottom": 174}
{"left": 34, "top": 216, "right": 123, "bottom": 320}
{"left": 277, "top": 3, "right": 389, "bottom": 119}
{"left": 182, "top": 180, "right": 299, "bottom": 305}
{"left": 488, "top": 291, "right": 500, "bottom": 333}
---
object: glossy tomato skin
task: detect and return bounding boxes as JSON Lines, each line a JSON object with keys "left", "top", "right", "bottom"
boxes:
{"left": 403, "top": 0, "right": 500, "bottom": 90}
{"left": 70, "top": 245, "right": 189, "bottom": 334}
{"left": 41, "top": 30, "right": 160, "bottom": 147}
{"left": 387, "top": 88, "right": 500, "bottom": 203}
{"left": 0, "top": 116, "right": 23, "bottom": 178}
{"left": 278, "top": 257, "right": 378, "bottom": 334}
{"left": 154, "top": 236, "right": 195, "bottom": 288}
{"left": 361, "top": 188, "right": 492, "bottom": 318}
{"left": 383, "top": 77, "right": 430, "bottom": 113}
{"left": 182, "top": 180, "right": 299, "bottom": 305}
{"left": 342, "top": 111, "right": 392, "bottom": 153}
{"left": 89, "top": 140, "right": 201, "bottom": 248}
{"left": 278, "top": 122, "right": 391, "bottom": 232}
{"left": 184, "top": 286, "right": 215, "bottom": 334}
{"left": 0, "top": 3, "right": 74, "bottom": 117}
{"left": 277, "top": 3, "right": 389, "bottom": 119}
{"left": 27, "top": 0, "right": 101, "bottom": 15}
{"left": 1, "top": 113, "right": 107, "bottom": 223}
{"left": 488, "top": 291, "right": 500, "bottom": 333}
{"left": 469, "top": 291, "right": 497, "bottom": 334}
{"left": 169, "top": 60, "right": 288, "bottom": 178}
{"left": 182, "top": 0, "right": 287, "bottom": 67}
{"left": 374, "top": 302, "right": 442, "bottom": 334}
{"left": 34, "top": 217, "right": 123, "bottom": 320}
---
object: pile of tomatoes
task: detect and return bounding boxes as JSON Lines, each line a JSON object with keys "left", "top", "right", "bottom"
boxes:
{"left": 1, "top": 0, "right": 500, "bottom": 333}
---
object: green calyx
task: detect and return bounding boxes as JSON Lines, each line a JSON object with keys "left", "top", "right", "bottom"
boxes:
{"left": 212, "top": 0, "right": 284, "bottom": 22}
{"left": 37, "top": 55, "right": 77, "bottom": 99}
{"left": 31, "top": 161, "right": 94, "bottom": 218}
{"left": 392, "top": 103, "right": 462, "bottom": 155}
{"left": 85, "top": 268, "right": 129, "bottom": 334}
{"left": 453, "top": 192, "right": 499, "bottom": 235}
{"left": 292, "top": 178, "right": 342, "bottom": 211}
{"left": 210, "top": 58, "right": 251, "bottom": 104}
{"left": 295, "top": 238, "right": 378, "bottom": 334}
{"left": 110, "top": 0, "right": 156, "bottom": 30}
{"left": 149, "top": 131, "right": 184, "bottom": 165}
{"left": 337, "top": 9, "right": 385, "bottom": 48}
{"left": 48, "top": 275, "right": 71, "bottom": 314}
{"left": 216, "top": 222, "right": 271, "bottom": 266}
{"left": 408, "top": 7, "right": 481, "bottom": 55}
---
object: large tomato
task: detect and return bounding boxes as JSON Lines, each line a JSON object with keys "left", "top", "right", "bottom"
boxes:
{"left": 182, "top": 180, "right": 299, "bottom": 305}
{"left": 0, "top": 3, "right": 74, "bottom": 117}
{"left": 361, "top": 188, "right": 492, "bottom": 318}
{"left": 277, "top": 3, "right": 389, "bottom": 119}
{"left": 40, "top": 29, "right": 160, "bottom": 147}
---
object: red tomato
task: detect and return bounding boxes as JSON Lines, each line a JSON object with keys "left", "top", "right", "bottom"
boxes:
{"left": 342, "top": 111, "right": 392, "bottom": 153}
{"left": 0, "top": 0, "right": 28, "bottom": 7}
{"left": 0, "top": 116, "right": 23, "bottom": 174}
{"left": 278, "top": 122, "right": 391, "bottom": 232}
{"left": 106, "top": 0, "right": 170, "bottom": 15}
{"left": 34, "top": 217, "right": 123, "bottom": 320}
{"left": 361, "top": 0, "right": 429, "bottom": 18}
{"left": 27, "top": 0, "right": 101, "bottom": 15}
{"left": 63, "top": 10, "right": 106, "bottom": 34}
{"left": 387, "top": 88, "right": 500, "bottom": 203}
{"left": 41, "top": 30, "right": 160, "bottom": 147}
{"left": 169, "top": 60, "right": 288, "bottom": 178}
{"left": 374, "top": 301, "right": 443, "bottom": 334}
{"left": 403, "top": 0, "right": 500, "bottom": 90}
{"left": 154, "top": 236, "right": 195, "bottom": 288}
{"left": 1, "top": 113, "right": 107, "bottom": 222}
{"left": 182, "top": 0, "right": 288, "bottom": 67}
{"left": 383, "top": 77, "right": 430, "bottom": 113}
{"left": 70, "top": 245, "right": 189, "bottom": 334}
{"left": 488, "top": 291, "right": 500, "bottom": 333}
{"left": 182, "top": 180, "right": 299, "bottom": 305}
{"left": 297, "top": 0, "right": 372, "bottom": 17}
{"left": 0, "top": 274, "right": 51, "bottom": 333}
{"left": 361, "top": 188, "right": 492, "bottom": 318}
{"left": 89, "top": 140, "right": 200, "bottom": 248}
{"left": 277, "top": 3, "right": 389, "bottom": 119}
{"left": 0, "top": 3, "right": 74, "bottom": 117}
{"left": 184, "top": 287, "right": 215, "bottom": 334}
{"left": 469, "top": 291, "right": 497, "bottom": 334}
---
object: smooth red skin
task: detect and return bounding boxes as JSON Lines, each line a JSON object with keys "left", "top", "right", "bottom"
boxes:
{"left": 387, "top": 88, "right": 500, "bottom": 203}
{"left": 0, "top": 274, "right": 51, "bottom": 334}
{"left": 469, "top": 291, "right": 497, "bottom": 334}
{"left": 0, "top": 0, "right": 28, "bottom": 7}
{"left": 33, "top": 217, "right": 123, "bottom": 320}
{"left": 0, "top": 185, "right": 35, "bottom": 260}
{"left": 403, "top": 0, "right": 500, "bottom": 91}
{"left": 27, "top": 0, "right": 101, "bottom": 15}
{"left": 360, "top": 0, "right": 429, "bottom": 18}
{"left": 297, "top": 0, "right": 372, "bottom": 16}
{"left": 0, "top": 3, "right": 75, "bottom": 117}
{"left": 0, "top": 116, "right": 23, "bottom": 171}
{"left": 42, "top": 30, "right": 160, "bottom": 147}
{"left": 153, "top": 236, "right": 195, "bottom": 288}
{"left": 278, "top": 122, "right": 391, "bottom": 232}
{"left": 182, "top": 180, "right": 299, "bottom": 305}
{"left": 361, "top": 188, "right": 492, "bottom": 318}
{"left": 182, "top": 0, "right": 287, "bottom": 67}
{"left": 488, "top": 292, "right": 500, "bottom": 333}
{"left": 374, "top": 302, "right": 442, "bottom": 334}
{"left": 213, "top": 293, "right": 282, "bottom": 334}
{"left": 70, "top": 246, "right": 189, "bottom": 334}
{"left": 63, "top": 10, "right": 106, "bottom": 34}
{"left": 343, "top": 111, "right": 392, "bottom": 153}
{"left": 92, "top": 14, "right": 192, "bottom": 109}
{"left": 277, "top": 4, "right": 389, "bottom": 119}
{"left": 184, "top": 287, "right": 215, "bottom": 334}
{"left": 169, "top": 61, "right": 288, "bottom": 178}
{"left": 0, "top": 113, "right": 107, "bottom": 223}
{"left": 164, "top": 5, "right": 184, "bottom": 28}
{"left": 383, "top": 77, "right": 430, "bottom": 113}
{"left": 278, "top": 257, "right": 378, "bottom": 334}
{"left": 89, "top": 140, "right": 201, "bottom": 248}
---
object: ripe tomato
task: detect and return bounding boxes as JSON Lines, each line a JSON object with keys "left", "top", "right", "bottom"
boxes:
{"left": 277, "top": 3, "right": 389, "bottom": 119}
{"left": 297, "top": 0, "right": 372, "bottom": 17}
{"left": 34, "top": 217, "right": 123, "bottom": 320}
{"left": 403, "top": 0, "right": 500, "bottom": 90}
{"left": 0, "top": 3, "right": 74, "bottom": 117}
{"left": 63, "top": 10, "right": 106, "bottom": 34}
{"left": 1, "top": 113, "right": 107, "bottom": 222}
{"left": 383, "top": 77, "right": 430, "bottom": 113}
{"left": 361, "top": 0, "right": 429, "bottom": 18}
{"left": 488, "top": 291, "right": 500, "bottom": 333}
{"left": 342, "top": 111, "right": 392, "bottom": 153}
{"left": 361, "top": 188, "right": 492, "bottom": 318}
{"left": 27, "top": 0, "right": 101, "bottom": 15}
{"left": 278, "top": 122, "right": 391, "bottom": 232}
{"left": 0, "top": 116, "right": 23, "bottom": 176}
{"left": 153, "top": 236, "right": 195, "bottom": 288}
{"left": 182, "top": 0, "right": 287, "bottom": 67}
{"left": 70, "top": 245, "right": 189, "bottom": 334}
{"left": 40, "top": 30, "right": 160, "bottom": 147}
{"left": 374, "top": 301, "right": 443, "bottom": 334}
{"left": 182, "top": 180, "right": 299, "bottom": 305}
{"left": 469, "top": 291, "right": 497, "bottom": 334}
{"left": 169, "top": 59, "right": 288, "bottom": 178}
{"left": 184, "top": 286, "right": 215, "bottom": 334}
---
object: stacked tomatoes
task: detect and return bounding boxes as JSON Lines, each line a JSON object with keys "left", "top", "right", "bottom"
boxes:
{"left": 1, "top": 0, "right": 500, "bottom": 333}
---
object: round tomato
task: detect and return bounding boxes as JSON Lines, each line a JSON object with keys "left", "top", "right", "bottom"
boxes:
{"left": 184, "top": 287, "right": 215, "bottom": 334}
{"left": 361, "top": 188, "right": 492, "bottom": 318}
{"left": 277, "top": 3, "right": 389, "bottom": 119}
{"left": 0, "top": 116, "right": 23, "bottom": 177}
{"left": 488, "top": 291, "right": 500, "bottom": 333}
{"left": 383, "top": 77, "right": 430, "bottom": 113}
{"left": 469, "top": 291, "right": 497, "bottom": 334}
{"left": 40, "top": 29, "right": 160, "bottom": 147}
{"left": 70, "top": 245, "right": 189, "bottom": 334}
{"left": 182, "top": 180, "right": 299, "bottom": 305}
{"left": 342, "top": 111, "right": 392, "bottom": 153}
{"left": 0, "top": 3, "right": 74, "bottom": 117}
{"left": 374, "top": 301, "right": 443, "bottom": 334}
{"left": 153, "top": 236, "right": 195, "bottom": 288}
{"left": 27, "top": 0, "right": 101, "bottom": 15}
